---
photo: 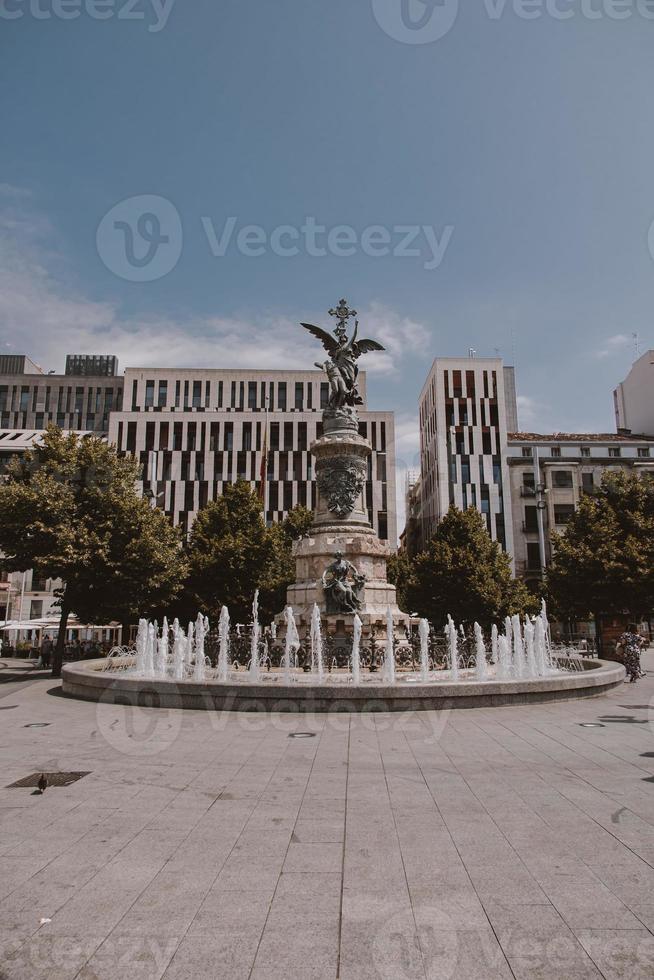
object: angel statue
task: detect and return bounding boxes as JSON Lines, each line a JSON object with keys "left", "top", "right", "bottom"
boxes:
{"left": 301, "top": 299, "right": 385, "bottom": 412}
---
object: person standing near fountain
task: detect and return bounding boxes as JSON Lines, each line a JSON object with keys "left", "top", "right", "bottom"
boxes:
{"left": 618, "top": 624, "right": 645, "bottom": 683}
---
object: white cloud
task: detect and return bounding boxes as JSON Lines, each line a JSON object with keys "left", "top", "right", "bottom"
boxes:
{"left": 0, "top": 193, "right": 433, "bottom": 382}
{"left": 595, "top": 333, "right": 634, "bottom": 359}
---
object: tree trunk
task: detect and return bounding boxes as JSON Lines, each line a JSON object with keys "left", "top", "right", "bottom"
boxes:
{"left": 594, "top": 612, "right": 603, "bottom": 659}
{"left": 52, "top": 594, "right": 71, "bottom": 678}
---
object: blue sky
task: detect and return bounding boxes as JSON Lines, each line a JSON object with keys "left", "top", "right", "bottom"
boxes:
{"left": 1, "top": 0, "right": 653, "bottom": 494}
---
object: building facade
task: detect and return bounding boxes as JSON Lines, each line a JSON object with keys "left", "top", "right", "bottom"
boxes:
{"left": 507, "top": 432, "right": 654, "bottom": 592}
{"left": 613, "top": 350, "right": 654, "bottom": 436}
{"left": 418, "top": 357, "right": 517, "bottom": 561}
{"left": 108, "top": 367, "right": 397, "bottom": 543}
{"left": 0, "top": 360, "right": 124, "bottom": 434}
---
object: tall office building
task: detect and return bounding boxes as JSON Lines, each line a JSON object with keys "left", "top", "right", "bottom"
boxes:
{"left": 613, "top": 350, "right": 654, "bottom": 435}
{"left": 418, "top": 356, "right": 516, "bottom": 561}
{"left": 109, "top": 367, "right": 397, "bottom": 543}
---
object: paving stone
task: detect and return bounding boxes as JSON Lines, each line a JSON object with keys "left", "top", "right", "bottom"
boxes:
{"left": 2, "top": 652, "right": 654, "bottom": 978}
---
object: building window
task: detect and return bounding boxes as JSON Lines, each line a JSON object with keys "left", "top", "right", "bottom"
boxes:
{"left": 638, "top": 447, "right": 651, "bottom": 458}
{"left": 242, "top": 422, "right": 252, "bottom": 451}
{"left": 192, "top": 381, "right": 202, "bottom": 409}
{"left": 210, "top": 422, "right": 220, "bottom": 451}
{"left": 270, "top": 422, "right": 280, "bottom": 450}
{"left": 224, "top": 422, "right": 233, "bottom": 451}
{"left": 581, "top": 472, "right": 594, "bottom": 494}
{"left": 554, "top": 504, "right": 575, "bottom": 525}
{"left": 298, "top": 422, "right": 307, "bottom": 451}
{"left": 521, "top": 447, "right": 533, "bottom": 458}
{"left": 580, "top": 447, "right": 590, "bottom": 457}
{"left": 145, "top": 380, "right": 155, "bottom": 408}
{"left": 131, "top": 379, "right": 139, "bottom": 410}
{"left": 320, "top": 383, "right": 329, "bottom": 409}
{"left": 552, "top": 470, "right": 573, "bottom": 489}
{"left": 550, "top": 447, "right": 561, "bottom": 458}
{"left": 524, "top": 506, "right": 538, "bottom": 532}
{"left": 126, "top": 421, "right": 137, "bottom": 454}
{"left": 157, "top": 381, "right": 168, "bottom": 407}
{"left": 248, "top": 382, "right": 257, "bottom": 410}
{"left": 294, "top": 382, "right": 303, "bottom": 410}
{"left": 187, "top": 422, "right": 197, "bottom": 451}
{"left": 277, "top": 382, "right": 287, "bottom": 411}
{"left": 608, "top": 447, "right": 621, "bottom": 458}
{"left": 526, "top": 543, "right": 541, "bottom": 571}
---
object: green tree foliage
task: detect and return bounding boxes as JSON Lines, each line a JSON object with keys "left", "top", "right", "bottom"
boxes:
{"left": 405, "top": 506, "right": 538, "bottom": 628}
{"left": 546, "top": 470, "right": 654, "bottom": 622}
{"left": 182, "top": 480, "right": 312, "bottom": 624}
{"left": 0, "top": 427, "right": 187, "bottom": 676}
{"left": 259, "top": 505, "right": 313, "bottom": 621}
{"left": 386, "top": 550, "right": 415, "bottom": 613}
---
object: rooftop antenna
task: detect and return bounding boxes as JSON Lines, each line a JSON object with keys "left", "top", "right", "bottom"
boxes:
{"left": 468, "top": 348, "right": 476, "bottom": 358}
{"left": 633, "top": 332, "right": 640, "bottom": 359}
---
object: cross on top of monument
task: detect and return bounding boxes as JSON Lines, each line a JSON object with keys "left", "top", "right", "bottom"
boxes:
{"left": 328, "top": 298, "right": 357, "bottom": 343}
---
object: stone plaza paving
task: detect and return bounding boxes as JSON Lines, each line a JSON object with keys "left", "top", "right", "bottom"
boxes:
{"left": 1, "top": 655, "right": 654, "bottom": 979}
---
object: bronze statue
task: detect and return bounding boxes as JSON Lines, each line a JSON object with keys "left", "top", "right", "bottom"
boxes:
{"left": 321, "top": 551, "right": 366, "bottom": 613}
{"left": 301, "top": 299, "right": 385, "bottom": 412}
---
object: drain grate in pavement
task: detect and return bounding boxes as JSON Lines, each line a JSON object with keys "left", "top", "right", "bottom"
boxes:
{"left": 23, "top": 723, "right": 50, "bottom": 728}
{"left": 7, "top": 771, "right": 91, "bottom": 789}
{"left": 288, "top": 732, "right": 316, "bottom": 739}
{"left": 579, "top": 722, "right": 606, "bottom": 728}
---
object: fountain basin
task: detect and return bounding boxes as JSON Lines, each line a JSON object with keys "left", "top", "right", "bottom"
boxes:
{"left": 62, "top": 657, "right": 625, "bottom": 712}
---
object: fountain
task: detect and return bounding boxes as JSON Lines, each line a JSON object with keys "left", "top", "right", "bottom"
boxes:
{"left": 61, "top": 299, "right": 626, "bottom": 710}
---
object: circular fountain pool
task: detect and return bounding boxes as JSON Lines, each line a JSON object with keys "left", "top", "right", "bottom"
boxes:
{"left": 62, "top": 657, "right": 625, "bottom": 712}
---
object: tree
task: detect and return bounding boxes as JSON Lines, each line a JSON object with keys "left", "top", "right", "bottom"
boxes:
{"left": 546, "top": 470, "right": 654, "bottom": 626}
{"left": 405, "top": 506, "right": 538, "bottom": 628}
{"left": 183, "top": 479, "right": 312, "bottom": 624}
{"left": 386, "top": 550, "right": 415, "bottom": 613}
{"left": 0, "top": 427, "right": 187, "bottom": 676}
{"left": 259, "top": 506, "right": 313, "bottom": 620}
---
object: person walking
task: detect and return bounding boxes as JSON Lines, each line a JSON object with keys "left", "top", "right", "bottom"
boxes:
{"left": 618, "top": 624, "right": 645, "bottom": 683}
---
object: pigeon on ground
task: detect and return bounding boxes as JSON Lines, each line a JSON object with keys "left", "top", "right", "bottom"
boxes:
{"left": 37, "top": 774, "right": 48, "bottom": 794}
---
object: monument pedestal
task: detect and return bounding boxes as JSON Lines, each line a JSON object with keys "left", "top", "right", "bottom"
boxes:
{"left": 279, "top": 411, "right": 408, "bottom": 638}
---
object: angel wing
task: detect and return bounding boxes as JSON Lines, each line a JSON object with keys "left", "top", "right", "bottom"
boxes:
{"left": 301, "top": 322, "right": 339, "bottom": 354}
{"left": 353, "top": 338, "right": 385, "bottom": 356}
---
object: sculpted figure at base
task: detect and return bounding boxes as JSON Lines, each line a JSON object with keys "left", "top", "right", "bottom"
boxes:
{"left": 321, "top": 551, "right": 366, "bottom": 614}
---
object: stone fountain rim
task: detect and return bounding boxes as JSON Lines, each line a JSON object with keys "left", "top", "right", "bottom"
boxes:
{"left": 61, "top": 657, "right": 626, "bottom": 711}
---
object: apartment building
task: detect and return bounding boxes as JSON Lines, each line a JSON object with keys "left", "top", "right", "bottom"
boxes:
{"left": 418, "top": 357, "right": 517, "bottom": 561}
{"left": 507, "top": 432, "right": 654, "bottom": 591}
